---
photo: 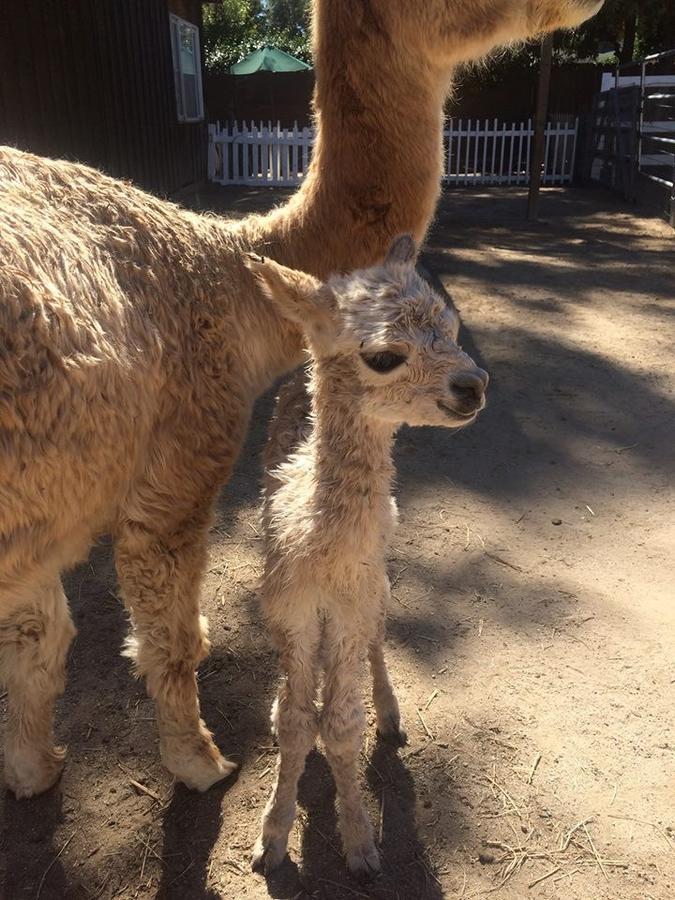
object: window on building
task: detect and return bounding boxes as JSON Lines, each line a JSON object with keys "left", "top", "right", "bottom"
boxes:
{"left": 169, "top": 14, "right": 204, "bottom": 123}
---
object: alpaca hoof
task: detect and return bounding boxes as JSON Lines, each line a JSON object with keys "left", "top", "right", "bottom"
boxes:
{"left": 174, "top": 752, "right": 237, "bottom": 792}
{"left": 252, "top": 834, "right": 288, "bottom": 875}
{"left": 377, "top": 713, "right": 407, "bottom": 747}
{"left": 162, "top": 735, "right": 237, "bottom": 792}
{"left": 347, "top": 842, "right": 381, "bottom": 879}
{"left": 5, "top": 744, "right": 66, "bottom": 799}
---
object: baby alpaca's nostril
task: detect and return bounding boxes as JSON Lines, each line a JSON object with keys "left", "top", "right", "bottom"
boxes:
{"left": 475, "top": 367, "right": 489, "bottom": 389}
{"left": 450, "top": 369, "right": 488, "bottom": 406}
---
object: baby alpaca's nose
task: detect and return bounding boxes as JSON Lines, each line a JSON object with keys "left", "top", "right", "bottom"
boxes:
{"left": 450, "top": 368, "right": 489, "bottom": 409}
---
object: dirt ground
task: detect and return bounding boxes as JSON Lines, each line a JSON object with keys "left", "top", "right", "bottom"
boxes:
{"left": 1, "top": 187, "right": 673, "bottom": 900}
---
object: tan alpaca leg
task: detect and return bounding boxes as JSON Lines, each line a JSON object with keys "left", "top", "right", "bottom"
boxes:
{"left": 321, "top": 635, "right": 381, "bottom": 878}
{"left": 369, "top": 640, "right": 406, "bottom": 746}
{"left": 369, "top": 591, "right": 406, "bottom": 745}
{"left": 252, "top": 621, "right": 320, "bottom": 874}
{"left": 115, "top": 523, "right": 235, "bottom": 791}
{"left": 0, "top": 582, "right": 76, "bottom": 799}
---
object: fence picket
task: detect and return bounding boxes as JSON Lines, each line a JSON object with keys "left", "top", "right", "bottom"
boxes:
{"left": 499, "top": 121, "right": 507, "bottom": 183}
{"left": 507, "top": 122, "right": 516, "bottom": 184}
{"left": 242, "top": 120, "right": 249, "bottom": 182}
{"left": 516, "top": 122, "right": 525, "bottom": 184}
{"left": 262, "top": 125, "right": 270, "bottom": 184}
{"left": 465, "top": 119, "right": 472, "bottom": 183}
{"left": 292, "top": 122, "right": 299, "bottom": 180}
{"left": 525, "top": 118, "right": 532, "bottom": 186}
{"left": 490, "top": 118, "right": 498, "bottom": 180}
{"left": 232, "top": 122, "right": 240, "bottom": 182}
{"left": 207, "top": 119, "right": 578, "bottom": 187}
{"left": 222, "top": 123, "right": 228, "bottom": 184}
{"left": 515, "top": 121, "right": 523, "bottom": 184}
{"left": 543, "top": 126, "right": 552, "bottom": 184}
{"left": 446, "top": 120, "right": 453, "bottom": 180}
{"left": 553, "top": 122, "right": 561, "bottom": 184}
{"left": 302, "top": 126, "right": 309, "bottom": 175}
{"left": 207, "top": 124, "right": 216, "bottom": 182}
{"left": 455, "top": 121, "right": 462, "bottom": 185}
{"left": 271, "top": 124, "right": 278, "bottom": 182}
{"left": 281, "top": 125, "right": 289, "bottom": 183}
{"left": 252, "top": 123, "right": 259, "bottom": 181}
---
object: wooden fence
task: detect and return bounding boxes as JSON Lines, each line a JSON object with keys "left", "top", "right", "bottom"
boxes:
{"left": 208, "top": 118, "right": 578, "bottom": 187}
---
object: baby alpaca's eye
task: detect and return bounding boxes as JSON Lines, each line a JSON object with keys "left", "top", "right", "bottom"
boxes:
{"left": 360, "top": 351, "right": 407, "bottom": 373}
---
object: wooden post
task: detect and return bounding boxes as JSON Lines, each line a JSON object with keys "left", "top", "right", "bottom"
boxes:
{"left": 527, "top": 34, "right": 553, "bottom": 220}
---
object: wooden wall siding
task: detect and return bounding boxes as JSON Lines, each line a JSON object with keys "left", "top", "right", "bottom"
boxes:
{"left": 0, "top": 0, "right": 205, "bottom": 196}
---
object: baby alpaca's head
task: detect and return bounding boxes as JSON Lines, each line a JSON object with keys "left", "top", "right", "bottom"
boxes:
{"left": 247, "top": 236, "right": 488, "bottom": 430}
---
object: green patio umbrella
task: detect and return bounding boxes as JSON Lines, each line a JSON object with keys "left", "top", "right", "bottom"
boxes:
{"left": 229, "top": 46, "right": 311, "bottom": 75}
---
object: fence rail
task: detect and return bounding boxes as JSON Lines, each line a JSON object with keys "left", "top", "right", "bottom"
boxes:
{"left": 639, "top": 87, "right": 675, "bottom": 188}
{"left": 208, "top": 118, "right": 578, "bottom": 187}
{"left": 599, "top": 48, "right": 675, "bottom": 224}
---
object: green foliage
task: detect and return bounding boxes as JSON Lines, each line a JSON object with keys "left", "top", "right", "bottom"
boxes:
{"left": 203, "top": 0, "right": 674, "bottom": 74}
{"left": 471, "top": 0, "right": 675, "bottom": 87}
{"left": 202, "top": 0, "right": 262, "bottom": 71}
{"left": 202, "top": 0, "right": 311, "bottom": 72}
{"left": 630, "top": 0, "right": 675, "bottom": 59}
{"left": 555, "top": 0, "right": 675, "bottom": 63}
{"left": 266, "top": 0, "right": 310, "bottom": 36}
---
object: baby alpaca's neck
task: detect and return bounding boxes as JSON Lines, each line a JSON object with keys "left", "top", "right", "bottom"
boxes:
{"left": 310, "top": 366, "right": 396, "bottom": 505}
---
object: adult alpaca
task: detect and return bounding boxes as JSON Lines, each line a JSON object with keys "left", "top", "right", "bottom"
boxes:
{"left": 240, "top": 0, "right": 604, "bottom": 275}
{"left": 0, "top": 0, "right": 601, "bottom": 798}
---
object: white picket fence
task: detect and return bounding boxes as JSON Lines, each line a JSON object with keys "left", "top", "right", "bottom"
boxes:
{"left": 208, "top": 118, "right": 578, "bottom": 187}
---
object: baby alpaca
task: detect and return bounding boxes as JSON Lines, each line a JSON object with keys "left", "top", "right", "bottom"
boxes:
{"left": 247, "top": 236, "right": 489, "bottom": 876}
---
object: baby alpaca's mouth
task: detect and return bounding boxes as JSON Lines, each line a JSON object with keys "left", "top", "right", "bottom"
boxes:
{"left": 436, "top": 400, "right": 478, "bottom": 422}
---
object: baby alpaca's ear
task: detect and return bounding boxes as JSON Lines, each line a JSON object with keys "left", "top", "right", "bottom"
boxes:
{"left": 245, "top": 254, "right": 337, "bottom": 349}
{"left": 385, "top": 234, "right": 417, "bottom": 267}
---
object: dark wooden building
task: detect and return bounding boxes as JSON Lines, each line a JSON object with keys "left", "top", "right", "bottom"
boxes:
{"left": 0, "top": 0, "right": 207, "bottom": 196}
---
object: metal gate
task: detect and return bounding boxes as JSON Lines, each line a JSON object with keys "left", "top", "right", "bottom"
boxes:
{"left": 585, "top": 85, "right": 640, "bottom": 197}
{"left": 585, "top": 50, "right": 675, "bottom": 225}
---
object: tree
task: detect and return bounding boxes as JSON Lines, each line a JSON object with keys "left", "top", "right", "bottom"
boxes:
{"left": 202, "top": 0, "right": 312, "bottom": 72}
{"left": 266, "top": 0, "right": 310, "bottom": 36}
{"left": 202, "top": 0, "right": 264, "bottom": 71}
{"left": 557, "top": 0, "right": 675, "bottom": 63}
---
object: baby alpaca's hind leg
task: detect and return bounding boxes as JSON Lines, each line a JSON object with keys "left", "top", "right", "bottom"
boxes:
{"left": 0, "top": 581, "right": 76, "bottom": 798}
{"left": 253, "top": 619, "right": 320, "bottom": 874}
{"left": 369, "top": 585, "right": 406, "bottom": 745}
{"left": 321, "top": 632, "right": 380, "bottom": 878}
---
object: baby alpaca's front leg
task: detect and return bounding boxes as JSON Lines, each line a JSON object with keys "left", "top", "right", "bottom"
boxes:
{"left": 321, "top": 634, "right": 381, "bottom": 878}
{"left": 253, "top": 622, "right": 320, "bottom": 874}
{"left": 369, "top": 639, "right": 406, "bottom": 746}
{"left": 369, "top": 586, "right": 406, "bottom": 745}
